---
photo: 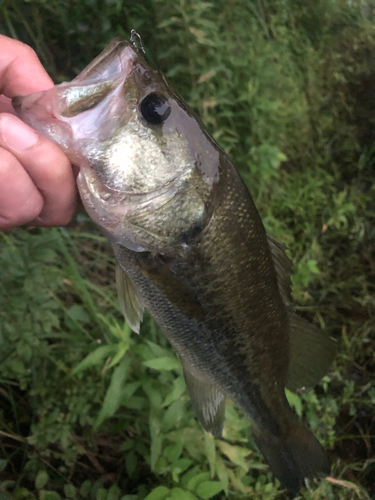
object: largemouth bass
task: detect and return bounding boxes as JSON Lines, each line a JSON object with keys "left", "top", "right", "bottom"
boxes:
{"left": 13, "top": 37, "right": 336, "bottom": 494}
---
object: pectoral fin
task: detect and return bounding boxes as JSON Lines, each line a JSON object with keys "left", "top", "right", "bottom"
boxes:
{"left": 182, "top": 363, "right": 225, "bottom": 438}
{"left": 286, "top": 312, "right": 336, "bottom": 392}
{"left": 116, "top": 263, "right": 144, "bottom": 333}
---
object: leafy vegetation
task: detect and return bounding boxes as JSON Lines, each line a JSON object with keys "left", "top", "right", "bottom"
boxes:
{"left": 0, "top": 0, "right": 374, "bottom": 499}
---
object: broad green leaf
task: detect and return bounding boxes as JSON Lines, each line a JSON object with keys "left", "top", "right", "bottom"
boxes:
{"left": 0, "top": 459, "right": 7, "bottom": 472}
{"left": 107, "top": 485, "right": 121, "bottom": 500}
{"left": 163, "top": 441, "right": 183, "bottom": 463}
{"left": 64, "top": 484, "right": 77, "bottom": 499}
{"left": 217, "top": 441, "right": 251, "bottom": 470}
{"left": 162, "top": 399, "right": 185, "bottom": 432}
{"left": 162, "top": 376, "right": 186, "bottom": 407}
{"left": 40, "top": 492, "right": 61, "bottom": 500}
{"left": 143, "top": 357, "right": 181, "bottom": 372}
{"left": 181, "top": 466, "right": 202, "bottom": 487}
{"left": 149, "top": 406, "right": 163, "bottom": 470}
{"left": 79, "top": 480, "right": 92, "bottom": 497}
{"left": 12, "top": 487, "right": 31, "bottom": 500}
{"left": 69, "top": 345, "right": 115, "bottom": 376}
{"left": 94, "top": 357, "right": 130, "bottom": 430}
{"left": 264, "top": 482, "right": 274, "bottom": 493}
{"left": 169, "top": 488, "right": 198, "bottom": 500}
{"left": 187, "top": 472, "right": 211, "bottom": 491}
{"left": 67, "top": 304, "right": 90, "bottom": 324}
{"left": 98, "top": 314, "right": 131, "bottom": 342}
{"left": 11, "top": 360, "right": 25, "bottom": 374}
{"left": 227, "top": 468, "right": 252, "bottom": 494}
{"left": 171, "top": 459, "right": 194, "bottom": 483}
{"left": 143, "top": 380, "right": 163, "bottom": 409}
{"left": 122, "top": 381, "right": 141, "bottom": 400}
{"left": 0, "top": 480, "right": 15, "bottom": 492}
{"left": 123, "top": 396, "right": 146, "bottom": 410}
{"left": 107, "top": 340, "right": 129, "bottom": 368}
{"left": 286, "top": 389, "right": 303, "bottom": 418}
{"left": 167, "top": 428, "right": 204, "bottom": 461}
{"left": 35, "top": 470, "right": 49, "bottom": 489}
{"left": 204, "top": 433, "right": 216, "bottom": 477}
{"left": 96, "top": 488, "right": 108, "bottom": 500}
{"left": 126, "top": 451, "right": 138, "bottom": 477}
{"left": 144, "top": 486, "right": 170, "bottom": 500}
{"left": 214, "top": 455, "right": 229, "bottom": 494}
{"left": 121, "top": 439, "right": 134, "bottom": 452}
{"left": 146, "top": 340, "right": 174, "bottom": 358}
{"left": 195, "top": 481, "right": 224, "bottom": 499}
{"left": 150, "top": 425, "right": 163, "bottom": 470}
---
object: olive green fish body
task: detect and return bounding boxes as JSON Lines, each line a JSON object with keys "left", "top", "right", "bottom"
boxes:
{"left": 14, "top": 37, "right": 336, "bottom": 495}
{"left": 110, "top": 151, "right": 327, "bottom": 495}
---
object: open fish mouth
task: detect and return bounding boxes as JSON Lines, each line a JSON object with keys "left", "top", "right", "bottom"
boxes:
{"left": 11, "top": 38, "right": 138, "bottom": 163}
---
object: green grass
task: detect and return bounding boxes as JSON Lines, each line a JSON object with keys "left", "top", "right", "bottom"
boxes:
{"left": 0, "top": 1, "right": 374, "bottom": 499}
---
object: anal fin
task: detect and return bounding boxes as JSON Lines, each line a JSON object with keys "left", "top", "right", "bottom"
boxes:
{"left": 116, "top": 263, "right": 144, "bottom": 334}
{"left": 182, "top": 363, "right": 225, "bottom": 438}
{"left": 286, "top": 312, "right": 336, "bottom": 392}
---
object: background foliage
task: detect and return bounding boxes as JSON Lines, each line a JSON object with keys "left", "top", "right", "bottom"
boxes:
{"left": 1, "top": 0, "right": 375, "bottom": 499}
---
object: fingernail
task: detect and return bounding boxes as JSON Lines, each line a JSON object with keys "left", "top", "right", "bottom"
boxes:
{"left": 0, "top": 114, "right": 38, "bottom": 151}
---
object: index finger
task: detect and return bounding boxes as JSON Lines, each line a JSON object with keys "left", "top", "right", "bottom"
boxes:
{"left": 0, "top": 35, "right": 53, "bottom": 97}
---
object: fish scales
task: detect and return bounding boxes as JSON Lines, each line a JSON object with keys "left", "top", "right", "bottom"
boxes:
{"left": 13, "top": 36, "right": 336, "bottom": 495}
{"left": 113, "top": 153, "right": 288, "bottom": 423}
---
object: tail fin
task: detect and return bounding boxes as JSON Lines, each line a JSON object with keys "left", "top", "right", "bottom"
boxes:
{"left": 254, "top": 422, "right": 329, "bottom": 495}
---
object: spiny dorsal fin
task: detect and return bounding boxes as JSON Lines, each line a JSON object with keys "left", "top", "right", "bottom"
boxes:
{"left": 286, "top": 312, "right": 336, "bottom": 392}
{"left": 182, "top": 363, "right": 225, "bottom": 438}
{"left": 116, "top": 263, "right": 144, "bottom": 334}
{"left": 267, "top": 234, "right": 293, "bottom": 307}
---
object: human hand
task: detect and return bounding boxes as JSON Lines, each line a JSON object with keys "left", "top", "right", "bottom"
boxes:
{"left": 0, "top": 35, "right": 77, "bottom": 230}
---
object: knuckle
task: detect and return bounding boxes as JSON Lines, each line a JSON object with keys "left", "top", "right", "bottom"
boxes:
{"left": 0, "top": 147, "right": 44, "bottom": 229}
{"left": 18, "top": 42, "right": 39, "bottom": 64}
{"left": 52, "top": 157, "right": 73, "bottom": 185}
{"left": 35, "top": 193, "right": 77, "bottom": 228}
{"left": 0, "top": 193, "right": 43, "bottom": 230}
{"left": 34, "top": 143, "right": 72, "bottom": 182}
{"left": 49, "top": 200, "right": 77, "bottom": 227}
{"left": 27, "top": 192, "right": 44, "bottom": 218}
{"left": 58, "top": 214, "right": 74, "bottom": 227}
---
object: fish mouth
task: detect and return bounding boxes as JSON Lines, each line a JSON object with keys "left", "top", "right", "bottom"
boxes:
{"left": 11, "top": 38, "right": 139, "bottom": 160}
{"left": 71, "top": 37, "right": 136, "bottom": 85}
{"left": 12, "top": 38, "right": 139, "bottom": 118}
{"left": 12, "top": 92, "right": 44, "bottom": 111}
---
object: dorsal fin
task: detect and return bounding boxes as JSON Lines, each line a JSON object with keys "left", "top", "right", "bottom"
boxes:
{"left": 286, "top": 312, "right": 336, "bottom": 392}
{"left": 267, "top": 234, "right": 293, "bottom": 307}
{"left": 267, "top": 235, "right": 336, "bottom": 391}
{"left": 116, "top": 263, "right": 144, "bottom": 333}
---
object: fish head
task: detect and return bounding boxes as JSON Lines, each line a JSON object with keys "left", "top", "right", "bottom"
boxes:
{"left": 13, "top": 37, "right": 220, "bottom": 249}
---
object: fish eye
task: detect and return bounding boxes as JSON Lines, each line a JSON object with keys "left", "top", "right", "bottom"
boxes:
{"left": 140, "top": 93, "right": 171, "bottom": 125}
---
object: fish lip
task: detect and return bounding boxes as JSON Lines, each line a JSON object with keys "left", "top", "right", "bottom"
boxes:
{"left": 12, "top": 91, "right": 45, "bottom": 111}
{"left": 11, "top": 37, "right": 138, "bottom": 159}
{"left": 72, "top": 37, "right": 137, "bottom": 85}
{"left": 12, "top": 37, "right": 137, "bottom": 116}
{"left": 12, "top": 95, "right": 23, "bottom": 110}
